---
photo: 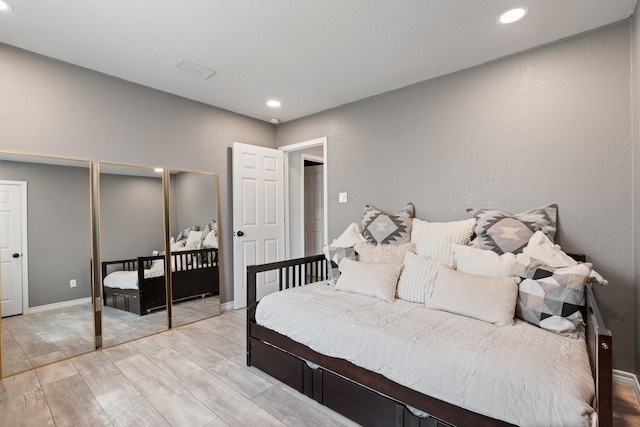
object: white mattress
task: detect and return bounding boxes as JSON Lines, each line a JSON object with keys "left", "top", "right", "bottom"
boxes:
{"left": 255, "top": 282, "right": 595, "bottom": 427}
{"left": 103, "top": 269, "right": 164, "bottom": 290}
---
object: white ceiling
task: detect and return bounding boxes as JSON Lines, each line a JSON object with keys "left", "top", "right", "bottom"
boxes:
{"left": 0, "top": 1, "right": 636, "bottom": 123}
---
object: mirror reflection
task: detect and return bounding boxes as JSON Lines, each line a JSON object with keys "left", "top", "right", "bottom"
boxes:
{"left": 98, "top": 163, "right": 167, "bottom": 347}
{"left": 168, "top": 170, "right": 220, "bottom": 327}
{"left": 0, "top": 153, "right": 94, "bottom": 377}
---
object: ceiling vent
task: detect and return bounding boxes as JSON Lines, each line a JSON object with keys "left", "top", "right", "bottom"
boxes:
{"left": 175, "top": 59, "right": 216, "bottom": 79}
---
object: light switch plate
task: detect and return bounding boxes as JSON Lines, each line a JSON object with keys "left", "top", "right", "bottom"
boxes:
{"left": 339, "top": 192, "right": 348, "bottom": 203}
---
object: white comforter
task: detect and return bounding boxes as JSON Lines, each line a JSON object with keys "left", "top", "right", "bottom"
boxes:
{"left": 103, "top": 269, "right": 164, "bottom": 290}
{"left": 255, "top": 282, "right": 595, "bottom": 427}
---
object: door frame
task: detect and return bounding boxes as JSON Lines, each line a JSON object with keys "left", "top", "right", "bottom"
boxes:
{"left": 279, "top": 137, "right": 328, "bottom": 259}
{"left": 0, "top": 180, "right": 29, "bottom": 315}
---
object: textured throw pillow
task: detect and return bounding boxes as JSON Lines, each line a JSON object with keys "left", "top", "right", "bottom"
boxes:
{"left": 512, "top": 259, "right": 592, "bottom": 337}
{"left": 361, "top": 203, "right": 414, "bottom": 245}
{"left": 396, "top": 252, "right": 453, "bottom": 303}
{"left": 332, "top": 223, "right": 367, "bottom": 247}
{"left": 470, "top": 204, "right": 557, "bottom": 255}
{"left": 411, "top": 218, "right": 475, "bottom": 266}
{"left": 453, "top": 243, "right": 516, "bottom": 277}
{"left": 323, "top": 245, "right": 359, "bottom": 282}
{"left": 426, "top": 265, "right": 520, "bottom": 326}
{"left": 355, "top": 242, "right": 415, "bottom": 265}
{"left": 335, "top": 259, "right": 402, "bottom": 302}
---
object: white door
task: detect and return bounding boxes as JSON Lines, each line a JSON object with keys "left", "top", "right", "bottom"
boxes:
{"left": 232, "top": 143, "right": 285, "bottom": 309}
{"left": 304, "top": 164, "right": 324, "bottom": 256}
{"left": 0, "top": 182, "right": 25, "bottom": 317}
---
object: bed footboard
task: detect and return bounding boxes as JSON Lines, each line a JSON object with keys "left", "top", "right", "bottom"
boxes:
{"left": 585, "top": 284, "right": 613, "bottom": 427}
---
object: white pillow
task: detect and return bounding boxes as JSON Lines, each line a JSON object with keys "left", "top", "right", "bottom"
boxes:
{"left": 426, "top": 265, "right": 520, "bottom": 326}
{"left": 186, "top": 230, "right": 204, "bottom": 246}
{"left": 332, "top": 223, "right": 366, "bottom": 248}
{"left": 355, "top": 242, "right": 415, "bottom": 264}
{"left": 203, "top": 230, "right": 218, "bottom": 248}
{"left": 396, "top": 252, "right": 452, "bottom": 303}
{"left": 521, "top": 231, "right": 608, "bottom": 286}
{"left": 453, "top": 244, "right": 516, "bottom": 277}
{"left": 335, "top": 259, "right": 402, "bottom": 302}
{"left": 411, "top": 218, "right": 475, "bottom": 266}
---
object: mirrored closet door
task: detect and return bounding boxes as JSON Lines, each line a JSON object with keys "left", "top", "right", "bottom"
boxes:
{"left": 97, "top": 162, "right": 168, "bottom": 348}
{"left": 0, "top": 152, "right": 94, "bottom": 377}
{"left": 168, "top": 170, "right": 221, "bottom": 327}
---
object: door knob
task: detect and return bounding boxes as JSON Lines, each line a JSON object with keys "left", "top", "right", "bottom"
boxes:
{"left": 12, "top": 253, "right": 20, "bottom": 258}
{"left": 236, "top": 231, "right": 244, "bottom": 237}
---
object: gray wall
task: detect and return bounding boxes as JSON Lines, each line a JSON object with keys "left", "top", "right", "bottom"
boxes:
{"left": 278, "top": 22, "right": 635, "bottom": 372}
{"left": 172, "top": 172, "right": 218, "bottom": 236}
{"left": 0, "top": 161, "right": 92, "bottom": 307}
{"left": 0, "top": 42, "right": 278, "bottom": 304}
{"left": 99, "top": 173, "right": 164, "bottom": 261}
{"left": 632, "top": 7, "right": 640, "bottom": 376}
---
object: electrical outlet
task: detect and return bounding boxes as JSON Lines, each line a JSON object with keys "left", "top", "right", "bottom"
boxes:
{"left": 70, "top": 279, "right": 77, "bottom": 288}
{"left": 339, "top": 192, "right": 348, "bottom": 203}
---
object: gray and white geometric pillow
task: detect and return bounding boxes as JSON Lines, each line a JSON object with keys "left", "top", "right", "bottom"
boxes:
{"left": 323, "top": 245, "right": 359, "bottom": 283}
{"left": 361, "top": 203, "right": 414, "bottom": 245}
{"left": 471, "top": 204, "right": 557, "bottom": 255}
{"left": 512, "top": 258, "right": 592, "bottom": 338}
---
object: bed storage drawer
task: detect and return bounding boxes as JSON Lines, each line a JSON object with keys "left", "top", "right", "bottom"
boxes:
{"left": 318, "top": 368, "right": 399, "bottom": 427}
{"left": 250, "top": 338, "right": 305, "bottom": 392}
{"left": 104, "top": 292, "right": 141, "bottom": 315}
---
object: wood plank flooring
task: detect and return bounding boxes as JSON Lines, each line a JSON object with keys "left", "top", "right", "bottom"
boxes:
{"left": 0, "top": 308, "right": 638, "bottom": 426}
{"left": 2, "top": 296, "right": 220, "bottom": 377}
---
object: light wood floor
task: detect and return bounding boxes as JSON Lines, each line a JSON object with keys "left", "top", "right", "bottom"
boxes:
{"left": 0, "top": 308, "right": 638, "bottom": 426}
{"left": 2, "top": 296, "right": 220, "bottom": 377}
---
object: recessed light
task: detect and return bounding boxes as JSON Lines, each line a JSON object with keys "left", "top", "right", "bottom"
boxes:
{"left": 498, "top": 7, "right": 528, "bottom": 24}
{"left": 0, "top": 1, "right": 14, "bottom": 12}
{"left": 266, "top": 100, "right": 281, "bottom": 108}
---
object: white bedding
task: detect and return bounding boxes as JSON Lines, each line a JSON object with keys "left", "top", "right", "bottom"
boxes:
{"left": 103, "top": 269, "right": 164, "bottom": 290}
{"left": 255, "top": 282, "right": 595, "bottom": 427}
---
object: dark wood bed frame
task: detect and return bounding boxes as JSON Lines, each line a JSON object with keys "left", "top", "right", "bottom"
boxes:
{"left": 102, "top": 247, "right": 219, "bottom": 315}
{"left": 246, "top": 254, "right": 613, "bottom": 427}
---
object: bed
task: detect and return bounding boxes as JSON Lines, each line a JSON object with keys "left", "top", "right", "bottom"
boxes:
{"left": 246, "top": 254, "right": 612, "bottom": 427}
{"left": 102, "top": 247, "right": 219, "bottom": 315}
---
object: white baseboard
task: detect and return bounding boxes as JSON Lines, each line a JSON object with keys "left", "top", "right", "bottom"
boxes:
{"left": 613, "top": 369, "right": 640, "bottom": 405}
{"left": 220, "top": 301, "right": 235, "bottom": 312}
{"left": 27, "top": 297, "right": 92, "bottom": 314}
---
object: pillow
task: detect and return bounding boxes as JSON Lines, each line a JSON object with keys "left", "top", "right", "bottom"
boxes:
{"left": 453, "top": 243, "right": 516, "bottom": 277}
{"left": 512, "top": 258, "right": 592, "bottom": 337}
{"left": 410, "top": 218, "right": 475, "bottom": 265}
{"left": 361, "top": 203, "right": 414, "bottom": 245}
{"left": 176, "top": 226, "right": 201, "bottom": 243}
{"left": 470, "top": 204, "right": 557, "bottom": 254}
{"left": 426, "top": 265, "right": 520, "bottom": 326}
{"left": 186, "top": 230, "right": 204, "bottom": 246}
{"left": 355, "top": 242, "right": 415, "bottom": 265}
{"left": 332, "top": 223, "right": 366, "bottom": 247}
{"left": 202, "top": 229, "right": 218, "bottom": 248}
{"left": 334, "top": 259, "right": 402, "bottom": 302}
{"left": 520, "top": 231, "right": 608, "bottom": 286}
{"left": 396, "top": 252, "right": 453, "bottom": 303}
{"left": 323, "top": 245, "right": 358, "bottom": 282}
